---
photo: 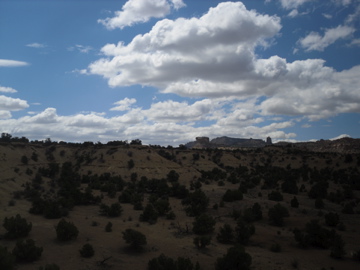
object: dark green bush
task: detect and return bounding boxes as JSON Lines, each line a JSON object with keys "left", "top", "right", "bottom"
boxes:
{"left": 268, "top": 191, "right": 284, "bottom": 201}
{"left": 216, "top": 224, "right": 234, "bottom": 244}
{"left": 148, "top": 254, "right": 197, "bottom": 270}
{"left": 291, "top": 196, "right": 299, "bottom": 208}
{"left": 38, "top": 264, "right": 60, "bottom": 270}
{"left": 12, "top": 239, "right": 43, "bottom": 262}
{"left": 99, "top": 203, "right": 123, "bottom": 217}
{"left": 215, "top": 245, "right": 252, "bottom": 270}
{"left": 268, "top": 203, "right": 289, "bottom": 226}
{"left": 182, "top": 189, "right": 209, "bottom": 216}
{"left": 192, "top": 214, "right": 216, "bottom": 235}
{"left": 105, "top": 222, "right": 113, "bottom": 232}
{"left": 235, "top": 219, "right": 255, "bottom": 245}
{"left": 0, "top": 245, "right": 15, "bottom": 270}
{"left": 270, "top": 243, "right": 282, "bottom": 252}
{"left": 79, "top": 243, "right": 94, "bottom": 258}
{"left": 55, "top": 219, "right": 79, "bottom": 241}
{"left": 140, "top": 203, "right": 158, "bottom": 224}
{"left": 324, "top": 212, "right": 340, "bottom": 227}
{"left": 222, "top": 189, "right": 243, "bottom": 202}
{"left": 3, "top": 214, "right": 32, "bottom": 239}
{"left": 122, "top": 229, "right": 147, "bottom": 250}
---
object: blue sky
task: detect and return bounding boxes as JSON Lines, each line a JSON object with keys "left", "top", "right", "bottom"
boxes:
{"left": 0, "top": 0, "right": 359, "bottom": 145}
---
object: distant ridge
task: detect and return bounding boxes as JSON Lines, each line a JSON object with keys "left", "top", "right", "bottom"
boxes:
{"left": 185, "top": 136, "right": 360, "bottom": 153}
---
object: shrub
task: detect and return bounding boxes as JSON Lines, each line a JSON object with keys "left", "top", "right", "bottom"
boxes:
{"left": 148, "top": 254, "right": 197, "bottom": 270}
{"left": 268, "top": 191, "right": 284, "bottom": 201}
{"left": 55, "top": 219, "right": 79, "bottom": 241}
{"left": 192, "top": 214, "right": 216, "bottom": 235}
{"left": 140, "top": 203, "right": 158, "bottom": 224}
{"left": 222, "top": 189, "right": 243, "bottom": 202}
{"left": 99, "top": 203, "right": 123, "bottom": 217}
{"left": 268, "top": 203, "right": 289, "bottom": 226}
{"left": 270, "top": 243, "right": 282, "bottom": 252}
{"left": 235, "top": 219, "right": 255, "bottom": 245}
{"left": 128, "top": 159, "right": 134, "bottom": 169}
{"left": 330, "top": 234, "right": 345, "bottom": 259}
{"left": 217, "top": 224, "right": 234, "bottom": 244}
{"left": 3, "top": 214, "right": 32, "bottom": 239}
{"left": 79, "top": 243, "right": 94, "bottom": 258}
{"left": 315, "top": 198, "right": 324, "bottom": 209}
{"left": 12, "top": 239, "right": 43, "bottom": 262}
{"left": 215, "top": 245, "right": 252, "bottom": 270}
{"left": 122, "top": 229, "right": 147, "bottom": 250}
{"left": 291, "top": 196, "right": 299, "bottom": 208}
{"left": 0, "top": 245, "right": 15, "bottom": 270}
{"left": 182, "top": 189, "right": 209, "bottom": 217}
{"left": 193, "top": 236, "right": 211, "bottom": 249}
{"left": 105, "top": 222, "right": 113, "bottom": 232}
{"left": 243, "top": 203, "right": 263, "bottom": 222}
{"left": 324, "top": 212, "right": 340, "bottom": 227}
{"left": 38, "top": 264, "right": 60, "bottom": 270}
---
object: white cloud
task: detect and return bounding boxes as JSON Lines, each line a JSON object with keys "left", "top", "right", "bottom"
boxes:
{"left": 0, "top": 95, "right": 29, "bottom": 111}
{"left": 279, "top": 0, "right": 312, "bottom": 9}
{"left": 98, "top": 0, "right": 186, "bottom": 30}
{"left": 348, "top": 38, "right": 360, "bottom": 46}
{"left": 110, "top": 97, "right": 137, "bottom": 111}
{"left": 0, "top": 86, "right": 17, "bottom": 93}
{"left": 330, "top": 134, "right": 350, "bottom": 140}
{"left": 0, "top": 59, "right": 29, "bottom": 67}
{"left": 0, "top": 110, "right": 12, "bottom": 119}
{"left": 90, "top": 2, "right": 281, "bottom": 88}
{"left": 26, "top": 43, "right": 46, "bottom": 48}
{"left": 298, "top": 25, "right": 355, "bottom": 51}
{"left": 322, "top": 13, "right": 332, "bottom": 19}
{"left": 68, "top": 45, "right": 93, "bottom": 53}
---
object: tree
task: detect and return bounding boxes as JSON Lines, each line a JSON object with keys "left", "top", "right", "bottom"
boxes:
{"left": 0, "top": 245, "right": 15, "bottom": 270}
{"left": 100, "top": 203, "right": 123, "bottom": 217}
{"left": 330, "top": 234, "right": 346, "bottom": 259}
{"left": 122, "top": 229, "right": 147, "bottom": 250}
{"left": 235, "top": 219, "right": 255, "bottom": 245}
{"left": 192, "top": 214, "right": 216, "bottom": 235}
{"left": 38, "top": 264, "right": 60, "bottom": 270}
{"left": 291, "top": 196, "right": 299, "bottom": 208}
{"left": 55, "top": 219, "right": 78, "bottom": 241}
{"left": 12, "top": 239, "right": 43, "bottom": 262}
{"left": 268, "top": 191, "right": 284, "bottom": 201}
{"left": 148, "top": 254, "right": 197, "bottom": 270}
{"left": 182, "top": 189, "right": 209, "bottom": 216}
{"left": 105, "top": 222, "right": 113, "bottom": 232}
{"left": 268, "top": 203, "right": 289, "bottom": 226}
{"left": 140, "top": 203, "right": 158, "bottom": 224}
{"left": 325, "top": 212, "right": 340, "bottom": 227}
{"left": 215, "top": 245, "right": 252, "bottom": 270}
{"left": 217, "top": 224, "right": 234, "bottom": 244}
{"left": 79, "top": 243, "right": 94, "bottom": 258}
{"left": 222, "top": 189, "right": 243, "bottom": 202}
{"left": 3, "top": 214, "right": 32, "bottom": 239}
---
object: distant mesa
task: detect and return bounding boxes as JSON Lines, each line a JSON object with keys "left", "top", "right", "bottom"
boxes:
{"left": 185, "top": 136, "right": 272, "bottom": 149}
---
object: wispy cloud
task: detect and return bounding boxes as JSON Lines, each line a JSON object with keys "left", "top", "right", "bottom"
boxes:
{"left": 298, "top": 25, "right": 355, "bottom": 51}
{"left": 68, "top": 45, "right": 93, "bottom": 54}
{"left": 0, "top": 59, "right": 29, "bottom": 67}
{"left": 26, "top": 43, "right": 46, "bottom": 48}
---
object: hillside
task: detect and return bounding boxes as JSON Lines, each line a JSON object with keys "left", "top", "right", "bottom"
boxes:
{"left": 0, "top": 141, "right": 360, "bottom": 270}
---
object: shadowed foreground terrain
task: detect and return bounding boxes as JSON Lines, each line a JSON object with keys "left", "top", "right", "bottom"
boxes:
{"left": 0, "top": 139, "right": 360, "bottom": 270}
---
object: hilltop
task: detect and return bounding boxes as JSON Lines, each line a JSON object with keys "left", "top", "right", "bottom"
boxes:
{"left": 0, "top": 138, "right": 360, "bottom": 270}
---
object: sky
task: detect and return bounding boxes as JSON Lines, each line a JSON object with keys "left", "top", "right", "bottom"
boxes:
{"left": 0, "top": 0, "right": 359, "bottom": 146}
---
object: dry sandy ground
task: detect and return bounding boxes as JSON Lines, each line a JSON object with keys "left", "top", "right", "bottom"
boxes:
{"left": 0, "top": 143, "right": 359, "bottom": 270}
